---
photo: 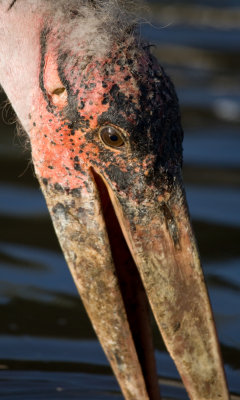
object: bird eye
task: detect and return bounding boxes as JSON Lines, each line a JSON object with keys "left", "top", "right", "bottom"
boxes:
{"left": 99, "top": 126, "right": 124, "bottom": 148}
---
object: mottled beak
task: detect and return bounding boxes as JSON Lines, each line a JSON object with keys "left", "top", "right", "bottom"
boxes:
{"left": 39, "top": 164, "right": 228, "bottom": 400}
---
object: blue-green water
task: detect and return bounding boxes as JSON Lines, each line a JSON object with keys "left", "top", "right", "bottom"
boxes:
{"left": 0, "top": 1, "right": 240, "bottom": 399}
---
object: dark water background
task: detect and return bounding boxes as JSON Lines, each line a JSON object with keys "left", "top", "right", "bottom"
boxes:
{"left": 0, "top": 1, "right": 240, "bottom": 399}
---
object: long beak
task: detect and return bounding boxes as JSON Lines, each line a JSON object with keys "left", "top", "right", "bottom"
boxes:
{"left": 39, "top": 168, "right": 229, "bottom": 400}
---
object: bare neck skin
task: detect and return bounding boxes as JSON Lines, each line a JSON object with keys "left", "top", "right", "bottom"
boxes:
{"left": 0, "top": 1, "right": 43, "bottom": 130}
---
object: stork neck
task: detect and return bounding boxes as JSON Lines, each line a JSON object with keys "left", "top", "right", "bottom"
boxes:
{"left": 0, "top": 2, "right": 44, "bottom": 130}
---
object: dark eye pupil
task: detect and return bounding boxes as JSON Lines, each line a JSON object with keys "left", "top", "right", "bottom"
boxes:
{"left": 100, "top": 126, "right": 124, "bottom": 148}
{"left": 110, "top": 135, "right": 118, "bottom": 142}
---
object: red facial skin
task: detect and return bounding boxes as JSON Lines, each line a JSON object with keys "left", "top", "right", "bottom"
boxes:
{"left": 29, "top": 29, "right": 183, "bottom": 199}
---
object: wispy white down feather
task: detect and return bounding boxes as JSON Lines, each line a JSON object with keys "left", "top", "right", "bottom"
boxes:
{"left": 43, "top": 0, "right": 145, "bottom": 58}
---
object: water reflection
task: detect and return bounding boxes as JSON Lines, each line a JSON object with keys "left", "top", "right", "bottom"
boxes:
{"left": 183, "top": 131, "right": 240, "bottom": 167}
{"left": 0, "top": 0, "right": 240, "bottom": 399}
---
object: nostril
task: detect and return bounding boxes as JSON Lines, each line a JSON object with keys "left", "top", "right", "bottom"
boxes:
{"left": 43, "top": 53, "right": 68, "bottom": 108}
{"left": 51, "top": 87, "right": 66, "bottom": 96}
{"left": 48, "top": 86, "right": 67, "bottom": 108}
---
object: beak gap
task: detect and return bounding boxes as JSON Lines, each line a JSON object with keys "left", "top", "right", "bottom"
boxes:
{"left": 90, "top": 167, "right": 161, "bottom": 400}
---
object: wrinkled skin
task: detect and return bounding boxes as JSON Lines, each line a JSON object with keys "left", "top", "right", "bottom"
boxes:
{"left": 0, "top": 3, "right": 229, "bottom": 400}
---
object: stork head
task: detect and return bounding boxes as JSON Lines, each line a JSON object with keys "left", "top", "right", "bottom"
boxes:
{"left": 0, "top": 1, "right": 229, "bottom": 399}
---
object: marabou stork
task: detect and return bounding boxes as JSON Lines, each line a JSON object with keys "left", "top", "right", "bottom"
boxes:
{"left": 0, "top": 1, "right": 229, "bottom": 399}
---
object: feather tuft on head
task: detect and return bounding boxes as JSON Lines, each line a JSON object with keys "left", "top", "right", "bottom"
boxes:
{"left": 39, "top": 0, "right": 145, "bottom": 60}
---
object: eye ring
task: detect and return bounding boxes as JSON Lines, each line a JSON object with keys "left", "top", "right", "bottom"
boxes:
{"left": 99, "top": 125, "right": 125, "bottom": 149}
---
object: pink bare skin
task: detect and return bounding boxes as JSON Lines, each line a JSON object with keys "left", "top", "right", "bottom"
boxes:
{"left": 0, "top": 1, "right": 229, "bottom": 400}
